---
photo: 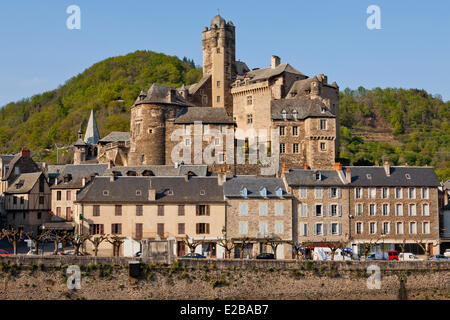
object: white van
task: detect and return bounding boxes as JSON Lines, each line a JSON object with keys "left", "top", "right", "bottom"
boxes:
{"left": 313, "top": 247, "right": 351, "bottom": 261}
{"left": 399, "top": 252, "right": 423, "bottom": 261}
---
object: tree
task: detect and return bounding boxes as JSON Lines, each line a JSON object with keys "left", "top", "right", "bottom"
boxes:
{"left": 263, "top": 236, "right": 284, "bottom": 260}
{"left": 23, "top": 230, "right": 51, "bottom": 255}
{"left": 361, "top": 237, "right": 382, "bottom": 259}
{"left": 70, "top": 234, "right": 91, "bottom": 256}
{"left": 322, "top": 239, "right": 349, "bottom": 260}
{"left": 218, "top": 234, "right": 235, "bottom": 259}
{"left": 412, "top": 236, "right": 433, "bottom": 258}
{"left": 236, "top": 237, "right": 252, "bottom": 259}
{"left": 87, "top": 234, "right": 108, "bottom": 256}
{"left": 106, "top": 235, "right": 125, "bottom": 257}
{"left": 52, "top": 230, "right": 73, "bottom": 255}
{"left": 0, "top": 228, "right": 23, "bottom": 254}
{"left": 288, "top": 241, "right": 308, "bottom": 260}
{"left": 183, "top": 235, "right": 204, "bottom": 255}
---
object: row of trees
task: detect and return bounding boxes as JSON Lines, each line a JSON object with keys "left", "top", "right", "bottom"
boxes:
{"left": 0, "top": 228, "right": 125, "bottom": 257}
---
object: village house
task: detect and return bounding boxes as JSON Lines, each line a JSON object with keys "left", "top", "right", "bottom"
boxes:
{"left": 74, "top": 175, "right": 227, "bottom": 257}
{"left": 223, "top": 175, "right": 293, "bottom": 259}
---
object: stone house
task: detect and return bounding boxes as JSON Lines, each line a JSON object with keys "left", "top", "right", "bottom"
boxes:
{"left": 223, "top": 176, "right": 293, "bottom": 259}
{"left": 74, "top": 175, "right": 226, "bottom": 257}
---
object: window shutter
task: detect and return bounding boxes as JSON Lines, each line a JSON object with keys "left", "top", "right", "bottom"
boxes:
{"left": 89, "top": 224, "right": 93, "bottom": 234}
{"left": 206, "top": 223, "right": 210, "bottom": 234}
{"left": 100, "top": 224, "right": 104, "bottom": 235}
{"left": 304, "top": 204, "right": 308, "bottom": 217}
{"left": 196, "top": 223, "right": 199, "bottom": 234}
{"left": 119, "top": 224, "right": 122, "bottom": 234}
{"left": 338, "top": 223, "right": 342, "bottom": 235}
{"left": 196, "top": 206, "right": 199, "bottom": 216}
{"left": 328, "top": 188, "right": 332, "bottom": 198}
{"left": 338, "top": 205, "right": 342, "bottom": 217}
{"left": 323, "top": 224, "right": 327, "bottom": 236}
{"left": 338, "top": 188, "right": 341, "bottom": 198}
{"left": 328, "top": 205, "right": 332, "bottom": 217}
{"left": 323, "top": 205, "right": 326, "bottom": 217}
{"left": 207, "top": 205, "right": 210, "bottom": 216}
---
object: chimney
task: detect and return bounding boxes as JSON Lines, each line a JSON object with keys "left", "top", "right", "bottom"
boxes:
{"left": 281, "top": 163, "right": 289, "bottom": 177}
{"left": 109, "top": 172, "right": 116, "bottom": 182}
{"left": 333, "top": 162, "right": 342, "bottom": 171}
{"left": 271, "top": 55, "right": 280, "bottom": 69}
{"left": 148, "top": 188, "right": 156, "bottom": 201}
{"left": 217, "top": 171, "right": 226, "bottom": 186}
{"left": 20, "top": 148, "right": 31, "bottom": 158}
{"left": 303, "top": 164, "right": 309, "bottom": 170}
{"left": 384, "top": 161, "right": 391, "bottom": 176}
{"left": 108, "top": 160, "right": 114, "bottom": 169}
{"left": 345, "top": 168, "right": 351, "bottom": 184}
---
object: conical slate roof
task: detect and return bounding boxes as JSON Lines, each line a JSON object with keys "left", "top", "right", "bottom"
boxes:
{"left": 84, "top": 109, "right": 100, "bottom": 145}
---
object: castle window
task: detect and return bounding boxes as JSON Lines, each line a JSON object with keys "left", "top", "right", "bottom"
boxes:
{"left": 203, "top": 124, "right": 209, "bottom": 134}
{"left": 320, "top": 119, "right": 327, "bottom": 130}
{"left": 141, "top": 154, "right": 145, "bottom": 163}
{"left": 320, "top": 142, "right": 326, "bottom": 151}
{"left": 217, "top": 81, "right": 221, "bottom": 88}
{"left": 279, "top": 126, "right": 285, "bottom": 136}
{"left": 220, "top": 125, "right": 226, "bottom": 134}
{"left": 185, "top": 138, "right": 190, "bottom": 146}
{"left": 247, "top": 114, "right": 253, "bottom": 124}
{"left": 280, "top": 143, "right": 286, "bottom": 154}
{"left": 321, "top": 108, "right": 326, "bottom": 113}
{"left": 148, "top": 129, "right": 153, "bottom": 134}
{"left": 184, "top": 124, "right": 190, "bottom": 135}
{"left": 216, "top": 48, "right": 220, "bottom": 53}
{"left": 247, "top": 96, "right": 253, "bottom": 105}
{"left": 293, "top": 126, "right": 298, "bottom": 136}
{"left": 137, "top": 108, "right": 141, "bottom": 116}
{"left": 202, "top": 95, "right": 207, "bottom": 105}
{"left": 225, "top": 66, "right": 229, "bottom": 73}
{"left": 217, "top": 96, "right": 221, "bottom": 103}
{"left": 293, "top": 143, "right": 299, "bottom": 154}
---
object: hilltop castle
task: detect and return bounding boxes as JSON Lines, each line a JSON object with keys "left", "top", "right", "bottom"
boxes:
{"left": 73, "top": 14, "right": 340, "bottom": 173}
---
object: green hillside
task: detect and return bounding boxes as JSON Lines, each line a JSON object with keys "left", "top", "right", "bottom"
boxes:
{"left": 0, "top": 52, "right": 448, "bottom": 181}
{"left": 0, "top": 50, "right": 202, "bottom": 162}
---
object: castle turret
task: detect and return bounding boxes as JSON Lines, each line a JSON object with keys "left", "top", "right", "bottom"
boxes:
{"left": 202, "top": 13, "right": 236, "bottom": 115}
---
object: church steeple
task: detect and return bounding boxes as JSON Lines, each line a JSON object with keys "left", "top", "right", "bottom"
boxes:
{"left": 84, "top": 109, "right": 100, "bottom": 145}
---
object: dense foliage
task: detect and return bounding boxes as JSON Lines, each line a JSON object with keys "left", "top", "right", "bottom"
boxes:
{"left": 0, "top": 52, "right": 448, "bottom": 181}
{"left": 338, "top": 87, "right": 450, "bottom": 181}
{"left": 0, "top": 50, "right": 202, "bottom": 163}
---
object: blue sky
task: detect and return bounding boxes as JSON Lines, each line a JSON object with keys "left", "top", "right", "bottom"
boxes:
{"left": 0, "top": 0, "right": 449, "bottom": 107}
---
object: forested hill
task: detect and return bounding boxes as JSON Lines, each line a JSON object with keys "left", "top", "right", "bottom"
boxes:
{"left": 0, "top": 51, "right": 449, "bottom": 180}
{"left": 0, "top": 50, "right": 203, "bottom": 162}
{"left": 338, "top": 87, "right": 449, "bottom": 181}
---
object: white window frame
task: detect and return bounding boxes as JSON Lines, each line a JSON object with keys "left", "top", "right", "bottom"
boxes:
{"left": 239, "top": 222, "right": 248, "bottom": 235}
{"left": 396, "top": 222, "right": 404, "bottom": 235}
{"left": 315, "top": 187, "right": 323, "bottom": 199}
{"left": 395, "top": 203, "right": 403, "bottom": 216}
{"left": 299, "top": 187, "right": 308, "bottom": 199}
{"left": 395, "top": 187, "right": 403, "bottom": 199}
{"left": 239, "top": 203, "right": 248, "bottom": 215}
{"left": 259, "top": 203, "right": 268, "bottom": 216}
{"left": 409, "top": 203, "right": 416, "bottom": 216}
{"left": 422, "top": 203, "right": 430, "bottom": 216}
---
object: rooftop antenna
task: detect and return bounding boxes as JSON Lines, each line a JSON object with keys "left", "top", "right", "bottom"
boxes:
{"left": 217, "top": 8, "right": 220, "bottom": 15}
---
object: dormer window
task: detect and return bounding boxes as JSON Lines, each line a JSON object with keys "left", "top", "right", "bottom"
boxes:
{"left": 292, "top": 110, "right": 298, "bottom": 121}
{"left": 103, "top": 190, "right": 109, "bottom": 196}
{"left": 240, "top": 187, "right": 248, "bottom": 198}
{"left": 281, "top": 110, "right": 287, "bottom": 121}
{"left": 275, "top": 187, "right": 283, "bottom": 198}
{"left": 405, "top": 174, "right": 411, "bottom": 180}
{"left": 260, "top": 187, "right": 267, "bottom": 197}
{"left": 168, "top": 189, "right": 174, "bottom": 196}
{"left": 200, "top": 190, "right": 206, "bottom": 196}
{"left": 136, "top": 190, "right": 142, "bottom": 196}
{"left": 366, "top": 174, "right": 372, "bottom": 180}
{"left": 321, "top": 107, "right": 326, "bottom": 113}
{"left": 315, "top": 172, "right": 321, "bottom": 181}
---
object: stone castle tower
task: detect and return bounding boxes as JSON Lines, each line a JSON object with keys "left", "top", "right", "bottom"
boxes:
{"left": 202, "top": 13, "right": 236, "bottom": 115}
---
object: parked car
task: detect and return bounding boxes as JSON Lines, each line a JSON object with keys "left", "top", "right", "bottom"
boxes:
{"left": 60, "top": 250, "right": 88, "bottom": 256}
{"left": 256, "top": 253, "right": 275, "bottom": 259}
{"left": 365, "top": 252, "right": 389, "bottom": 260}
{"left": 444, "top": 249, "right": 450, "bottom": 258}
{"left": 385, "top": 250, "right": 399, "bottom": 261}
{"left": 0, "top": 249, "right": 11, "bottom": 255}
{"left": 399, "top": 253, "right": 423, "bottom": 261}
{"left": 181, "top": 253, "right": 206, "bottom": 259}
{"left": 429, "top": 254, "right": 449, "bottom": 261}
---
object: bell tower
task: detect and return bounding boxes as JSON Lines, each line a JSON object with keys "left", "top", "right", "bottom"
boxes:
{"left": 202, "top": 12, "right": 236, "bottom": 115}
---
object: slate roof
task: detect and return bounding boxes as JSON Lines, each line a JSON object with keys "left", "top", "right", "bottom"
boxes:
{"left": 51, "top": 164, "right": 108, "bottom": 189}
{"left": 443, "top": 179, "right": 450, "bottom": 191}
{"left": 186, "top": 75, "right": 211, "bottom": 95}
{"left": 174, "top": 107, "right": 235, "bottom": 124}
{"left": 84, "top": 110, "right": 100, "bottom": 145}
{"left": 284, "top": 170, "right": 345, "bottom": 187}
{"left": 135, "top": 84, "right": 192, "bottom": 107}
{"left": 285, "top": 166, "right": 440, "bottom": 187}
{"left": 244, "top": 63, "right": 305, "bottom": 83}
{"left": 236, "top": 61, "right": 250, "bottom": 75}
{"left": 6, "top": 172, "right": 43, "bottom": 194}
{"left": 2, "top": 154, "right": 40, "bottom": 181}
{"left": 271, "top": 97, "right": 335, "bottom": 120}
{"left": 347, "top": 166, "right": 440, "bottom": 187}
{"left": 223, "top": 176, "right": 291, "bottom": 198}
{"left": 0, "top": 154, "right": 16, "bottom": 164}
{"left": 76, "top": 176, "right": 224, "bottom": 204}
{"left": 98, "top": 132, "right": 130, "bottom": 144}
{"left": 102, "top": 165, "right": 208, "bottom": 177}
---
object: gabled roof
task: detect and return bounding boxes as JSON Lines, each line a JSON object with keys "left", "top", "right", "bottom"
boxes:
{"left": 2, "top": 153, "right": 40, "bottom": 181}
{"left": 84, "top": 110, "right": 100, "bottom": 145}
{"left": 271, "top": 97, "right": 335, "bottom": 120}
{"left": 223, "top": 176, "right": 291, "bottom": 198}
{"left": 76, "top": 176, "right": 224, "bottom": 204}
{"left": 174, "top": 107, "right": 235, "bottom": 124}
{"left": 244, "top": 63, "right": 305, "bottom": 83}
{"left": 135, "top": 84, "right": 192, "bottom": 107}
{"left": 186, "top": 74, "right": 211, "bottom": 95}
{"left": 51, "top": 164, "right": 108, "bottom": 189}
{"left": 6, "top": 172, "right": 43, "bottom": 194}
{"left": 98, "top": 132, "right": 130, "bottom": 144}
